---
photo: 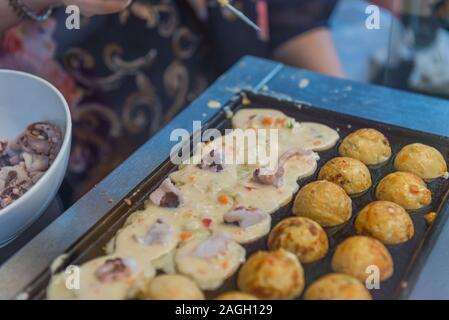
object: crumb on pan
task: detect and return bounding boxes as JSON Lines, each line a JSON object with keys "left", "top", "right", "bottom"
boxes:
{"left": 298, "top": 78, "right": 310, "bottom": 89}
{"left": 425, "top": 212, "right": 437, "bottom": 224}
{"left": 241, "top": 93, "right": 251, "bottom": 106}
{"left": 224, "top": 106, "right": 234, "bottom": 119}
{"left": 124, "top": 198, "right": 132, "bottom": 206}
{"left": 207, "top": 100, "right": 222, "bottom": 109}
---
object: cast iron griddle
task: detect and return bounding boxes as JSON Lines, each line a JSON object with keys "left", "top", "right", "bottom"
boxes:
{"left": 18, "top": 91, "right": 449, "bottom": 300}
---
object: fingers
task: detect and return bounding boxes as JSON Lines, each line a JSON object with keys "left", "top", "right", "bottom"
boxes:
{"left": 63, "top": 0, "right": 131, "bottom": 17}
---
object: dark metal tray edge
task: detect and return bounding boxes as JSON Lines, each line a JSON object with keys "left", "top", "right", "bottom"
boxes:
{"left": 16, "top": 90, "right": 449, "bottom": 300}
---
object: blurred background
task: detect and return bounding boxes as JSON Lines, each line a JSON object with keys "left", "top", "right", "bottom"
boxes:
{"left": 334, "top": 0, "right": 449, "bottom": 98}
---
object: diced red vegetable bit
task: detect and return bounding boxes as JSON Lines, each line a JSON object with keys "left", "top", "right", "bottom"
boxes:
{"left": 202, "top": 218, "right": 212, "bottom": 228}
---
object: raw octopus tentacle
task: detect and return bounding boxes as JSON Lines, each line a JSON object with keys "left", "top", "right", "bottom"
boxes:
{"left": 9, "top": 122, "right": 62, "bottom": 163}
{"left": 149, "top": 178, "right": 183, "bottom": 208}
{"left": 23, "top": 153, "right": 50, "bottom": 172}
{"left": 253, "top": 147, "right": 314, "bottom": 187}
{"left": 0, "top": 121, "right": 62, "bottom": 209}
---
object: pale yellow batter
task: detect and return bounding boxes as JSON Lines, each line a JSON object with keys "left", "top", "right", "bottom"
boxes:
{"left": 48, "top": 108, "right": 342, "bottom": 300}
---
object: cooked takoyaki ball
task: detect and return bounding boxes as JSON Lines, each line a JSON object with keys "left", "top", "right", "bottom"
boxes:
{"left": 215, "top": 292, "right": 259, "bottom": 300}
{"left": 394, "top": 143, "right": 448, "bottom": 180}
{"left": 139, "top": 274, "right": 205, "bottom": 300}
{"left": 304, "top": 273, "right": 372, "bottom": 300}
{"left": 355, "top": 201, "right": 414, "bottom": 245}
{"left": 331, "top": 236, "right": 393, "bottom": 282}
{"left": 375, "top": 172, "right": 432, "bottom": 210}
{"left": 318, "top": 157, "right": 372, "bottom": 196}
{"left": 293, "top": 181, "right": 352, "bottom": 227}
{"left": 268, "top": 217, "right": 329, "bottom": 263}
{"left": 237, "top": 249, "right": 305, "bottom": 300}
{"left": 339, "top": 128, "right": 392, "bottom": 166}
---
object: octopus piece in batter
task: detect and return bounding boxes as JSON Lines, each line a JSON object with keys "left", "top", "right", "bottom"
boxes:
{"left": 218, "top": 206, "right": 271, "bottom": 244}
{"left": 234, "top": 151, "right": 318, "bottom": 214}
{"left": 197, "top": 148, "right": 225, "bottom": 172}
{"left": 149, "top": 178, "right": 183, "bottom": 208}
{"left": 252, "top": 147, "right": 315, "bottom": 188}
{"left": 75, "top": 255, "right": 154, "bottom": 300}
{"left": 170, "top": 161, "right": 238, "bottom": 196}
{"left": 112, "top": 214, "right": 179, "bottom": 270}
{"left": 175, "top": 232, "right": 246, "bottom": 290}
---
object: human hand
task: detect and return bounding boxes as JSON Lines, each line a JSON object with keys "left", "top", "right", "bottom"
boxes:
{"left": 56, "top": 0, "right": 132, "bottom": 17}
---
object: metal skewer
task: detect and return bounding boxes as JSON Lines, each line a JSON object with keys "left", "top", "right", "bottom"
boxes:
{"left": 217, "top": 0, "right": 261, "bottom": 32}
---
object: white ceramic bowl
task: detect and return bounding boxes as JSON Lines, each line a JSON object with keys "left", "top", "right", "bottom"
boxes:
{"left": 0, "top": 70, "right": 72, "bottom": 246}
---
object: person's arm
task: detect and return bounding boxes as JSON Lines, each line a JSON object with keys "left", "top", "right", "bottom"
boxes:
{"left": 268, "top": 0, "right": 345, "bottom": 78}
{"left": 0, "top": 0, "right": 59, "bottom": 35}
{"left": 273, "top": 27, "right": 345, "bottom": 78}
{"left": 0, "top": 0, "right": 132, "bottom": 37}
